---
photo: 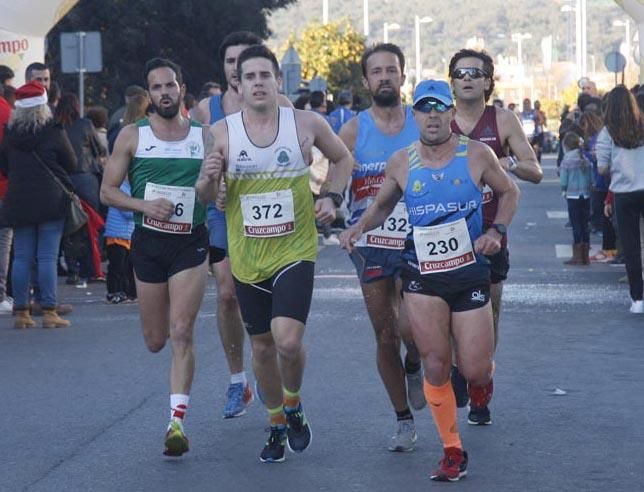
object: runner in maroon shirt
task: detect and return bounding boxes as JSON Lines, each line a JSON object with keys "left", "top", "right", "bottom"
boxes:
{"left": 448, "top": 49, "right": 542, "bottom": 425}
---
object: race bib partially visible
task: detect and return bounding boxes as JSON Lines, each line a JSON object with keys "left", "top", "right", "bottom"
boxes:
{"left": 240, "top": 190, "right": 295, "bottom": 238}
{"left": 413, "top": 218, "right": 476, "bottom": 274}
{"left": 522, "top": 118, "right": 535, "bottom": 138}
{"left": 481, "top": 184, "right": 493, "bottom": 204}
{"left": 143, "top": 183, "right": 195, "bottom": 234}
{"left": 355, "top": 202, "right": 410, "bottom": 250}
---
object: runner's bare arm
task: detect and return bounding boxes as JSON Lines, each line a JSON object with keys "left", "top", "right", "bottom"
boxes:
{"left": 194, "top": 97, "right": 211, "bottom": 125}
{"left": 100, "top": 125, "right": 173, "bottom": 220}
{"left": 196, "top": 122, "right": 226, "bottom": 203}
{"left": 474, "top": 142, "right": 520, "bottom": 254}
{"left": 499, "top": 108, "right": 543, "bottom": 183}
{"left": 339, "top": 150, "right": 404, "bottom": 252}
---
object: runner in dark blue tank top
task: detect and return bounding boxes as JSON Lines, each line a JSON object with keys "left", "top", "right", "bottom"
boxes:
{"left": 341, "top": 79, "right": 520, "bottom": 482}
{"left": 338, "top": 44, "right": 425, "bottom": 453}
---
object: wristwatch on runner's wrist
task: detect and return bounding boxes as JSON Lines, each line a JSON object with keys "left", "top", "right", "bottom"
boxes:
{"left": 489, "top": 223, "right": 507, "bottom": 236}
{"left": 324, "top": 192, "right": 344, "bottom": 208}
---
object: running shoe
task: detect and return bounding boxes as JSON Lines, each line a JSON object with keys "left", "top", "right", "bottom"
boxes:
{"left": 259, "top": 425, "right": 287, "bottom": 463}
{"left": 430, "top": 447, "right": 468, "bottom": 482}
{"left": 406, "top": 368, "right": 427, "bottom": 410}
{"left": 388, "top": 419, "right": 417, "bottom": 452}
{"left": 468, "top": 405, "right": 492, "bottom": 425}
{"left": 451, "top": 365, "right": 470, "bottom": 408}
{"left": 284, "top": 403, "right": 312, "bottom": 453}
{"left": 223, "top": 382, "right": 254, "bottom": 419}
{"left": 163, "top": 421, "right": 189, "bottom": 457}
{"left": 630, "top": 300, "right": 644, "bottom": 314}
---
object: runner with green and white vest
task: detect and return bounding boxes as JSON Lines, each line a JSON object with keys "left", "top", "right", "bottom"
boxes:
{"left": 101, "top": 58, "right": 209, "bottom": 458}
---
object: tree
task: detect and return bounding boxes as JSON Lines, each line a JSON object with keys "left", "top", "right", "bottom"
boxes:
{"left": 282, "top": 19, "right": 366, "bottom": 98}
{"left": 46, "top": 0, "right": 295, "bottom": 110}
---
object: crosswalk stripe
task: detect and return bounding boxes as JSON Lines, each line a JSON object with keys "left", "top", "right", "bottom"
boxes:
{"left": 547, "top": 211, "right": 568, "bottom": 219}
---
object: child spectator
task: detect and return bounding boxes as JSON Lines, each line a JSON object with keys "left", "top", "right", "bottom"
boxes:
{"left": 560, "top": 132, "right": 592, "bottom": 265}
{"left": 104, "top": 181, "right": 136, "bottom": 303}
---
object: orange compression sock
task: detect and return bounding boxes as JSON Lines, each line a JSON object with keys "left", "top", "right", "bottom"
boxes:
{"left": 423, "top": 379, "right": 462, "bottom": 449}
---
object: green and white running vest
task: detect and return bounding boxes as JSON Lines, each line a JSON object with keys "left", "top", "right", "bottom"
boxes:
{"left": 129, "top": 118, "right": 206, "bottom": 233}
{"left": 225, "top": 107, "right": 317, "bottom": 283}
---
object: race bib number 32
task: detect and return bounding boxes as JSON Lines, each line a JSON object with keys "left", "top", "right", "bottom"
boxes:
{"left": 355, "top": 202, "right": 410, "bottom": 250}
{"left": 413, "top": 218, "right": 476, "bottom": 274}
{"left": 143, "top": 183, "right": 195, "bottom": 234}
{"left": 240, "top": 189, "right": 295, "bottom": 238}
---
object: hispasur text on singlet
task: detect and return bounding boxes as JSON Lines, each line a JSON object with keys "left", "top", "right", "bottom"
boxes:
{"left": 451, "top": 105, "right": 507, "bottom": 246}
{"left": 350, "top": 107, "right": 419, "bottom": 249}
{"left": 129, "top": 118, "right": 206, "bottom": 233}
{"left": 225, "top": 107, "right": 317, "bottom": 284}
{"left": 402, "top": 136, "right": 488, "bottom": 284}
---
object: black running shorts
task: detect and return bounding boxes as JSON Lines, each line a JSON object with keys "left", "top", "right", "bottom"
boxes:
{"left": 131, "top": 225, "right": 208, "bottom": 283}
{"left": 234, "top": 261, "right": 315, "bottom": 335}
{"left": 402, "top": 273, "right": 491, "bottom": 312}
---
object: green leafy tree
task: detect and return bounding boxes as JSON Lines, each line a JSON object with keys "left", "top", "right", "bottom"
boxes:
{"left": 283, "top": 19, "right": 366, "bottom": 98}
{"left": 46, "top": 0, "right": 295, "bottom": 110}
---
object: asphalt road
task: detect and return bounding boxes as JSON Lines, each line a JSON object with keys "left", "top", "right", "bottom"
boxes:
{"left": 3, "top": 154, "right": 643, "bottom": 491}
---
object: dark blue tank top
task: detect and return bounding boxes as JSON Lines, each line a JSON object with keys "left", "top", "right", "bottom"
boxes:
{"left": 402, "top": 137, "right": 489, "bottom": 282}
{"left": 209, "top": 94, "right": 226, "bottom": 124}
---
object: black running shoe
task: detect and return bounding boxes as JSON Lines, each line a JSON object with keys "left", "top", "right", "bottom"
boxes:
{"left": 260, "top": 425, "right": 287, "bottom": 463}
{"left": 468, "top": 405, "right": 492, "bottom": 425}
{"left": 451, "top": 365, "right": 469, "bottom": 408}
{"left": 285, "top": 403, "right": 312, "bottom": 453}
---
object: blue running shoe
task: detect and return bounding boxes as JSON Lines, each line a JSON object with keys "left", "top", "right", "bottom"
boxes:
{"left": 223, "top": 382, "right": 253, "bottom": 419}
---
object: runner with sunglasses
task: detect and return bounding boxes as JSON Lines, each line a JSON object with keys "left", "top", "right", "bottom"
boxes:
{"left": 448, "top": 49, "right": 542, "bottom": 425}
{"left": 340, "top": 79, "right": 519, "bottom": 481}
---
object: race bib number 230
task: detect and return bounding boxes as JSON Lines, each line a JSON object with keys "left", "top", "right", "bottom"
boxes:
{"left": 413, "top": 218, "right": 476, "bottom": 274}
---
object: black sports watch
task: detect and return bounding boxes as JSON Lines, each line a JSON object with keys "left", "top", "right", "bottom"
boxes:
{"left": 324, "top": 191, "right": 344, "bottom": 208}
{"left": 489, "top": 223, "right": 507, "bottom": 236}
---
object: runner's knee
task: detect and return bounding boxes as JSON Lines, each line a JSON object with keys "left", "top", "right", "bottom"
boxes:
{"left": 251, "top": 336, "right": 276, "bottom": 362}
{"left": 144, "top": 333, "right": 167, "bottom": 353}
{"left": 422, "top": 353, "right": 451, "bottom": 385}
{"left": 274, "top": 332, "right": 303, "bottom": 360}
{"left": 460, "top": 360, "right": 492, "bottom": 387}
{"left": 169, "top": 319, "right": 194, "bottom": 348}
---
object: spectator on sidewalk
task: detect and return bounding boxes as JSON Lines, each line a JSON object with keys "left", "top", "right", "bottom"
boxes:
{"left": 560, "top": 132, "right": 592, "bottom": 265}
{"left": 597, "top": 85, "right": 644, "bottom": 314}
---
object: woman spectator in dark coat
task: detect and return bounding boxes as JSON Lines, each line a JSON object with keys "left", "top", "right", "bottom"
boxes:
{"left": 0, "top": 81, "right": 76, "bottom": 328}
{"left": 55, "top": 93, "right": 107, "bottom": 286}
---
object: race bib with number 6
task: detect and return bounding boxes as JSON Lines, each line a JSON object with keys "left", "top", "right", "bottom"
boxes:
{"left": 240, "top": 190, "right": 295, "bottom": 238}
{"left": 355, "top": 202, "right": 410, "bottom": 250}
{"left": 143, "top": 182, "right": 195, "bottom": 234}
{"left": 412, "top": 218, "right": 476, "bottom": 274}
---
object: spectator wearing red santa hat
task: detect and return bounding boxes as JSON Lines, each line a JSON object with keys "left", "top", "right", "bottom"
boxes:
{"left": 0, "top": 81, "right": 77, "bottom": 329}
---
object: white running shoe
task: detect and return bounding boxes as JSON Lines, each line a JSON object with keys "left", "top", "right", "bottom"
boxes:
{"left": 388, "top": 419, "right": 417, "bottom": 452}
{"left": 630, "top": 300, "right": 644, "bottom": 314}
{"left": 322, "top": 234, "right": 341, "bottom": 246}
{"left": 0, "top": 298, "right": 13, "bottom": 314}
{"left": 406, "top": 368, "right": 427, "bottom": 410}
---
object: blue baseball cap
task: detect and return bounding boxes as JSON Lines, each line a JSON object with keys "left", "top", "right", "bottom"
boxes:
{"left": 413, "top": 79, "right": 453, "bottom": 107}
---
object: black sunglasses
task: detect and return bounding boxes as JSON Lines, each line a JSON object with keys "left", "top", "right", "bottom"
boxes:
{"left": 414, "top": 99, "right": 452, "bottom": 114}
{"left": 451, "top": 67, "right": 488, "bottom": 80}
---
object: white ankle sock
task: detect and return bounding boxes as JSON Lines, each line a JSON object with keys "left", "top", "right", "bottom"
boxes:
{"left": 170, "top": 393, "right": 189, "bottom": 422}
{"left": 231, "top": 371, "right": 247, "bottom": 385}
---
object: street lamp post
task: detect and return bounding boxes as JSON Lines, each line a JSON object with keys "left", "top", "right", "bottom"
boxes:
{"left": 561, "top": 0, "right": 587, "bottom": 78}
{"left": 414, "top": 16, "right": 433, "bottom": 83}
{"left": 511, "top": 32, "right": 532, "bottom": 67}
{"left": 364, "top": 0, "right": 369, "bottom": 37}
{"left": 322, "top": 0, "right": 328, "bottom": 24}
{"left": 383, "top": 22, "right": 400, "bottom": 43}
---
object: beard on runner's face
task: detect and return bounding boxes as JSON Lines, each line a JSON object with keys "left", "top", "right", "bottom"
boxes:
{"left": 153, "top": 95, "right": 181, "bottom": 119}
{"left": 372, "top": 82, "right": 399, "bottom": 107}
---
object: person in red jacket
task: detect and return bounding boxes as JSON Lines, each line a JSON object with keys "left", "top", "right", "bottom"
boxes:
{"left": 0, "top": 65, "right": 15, "bottom": 313}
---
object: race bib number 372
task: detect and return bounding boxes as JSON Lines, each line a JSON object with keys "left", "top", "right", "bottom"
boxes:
{"left": 240, "top": 190, "right": 295, "bottom": 238}
{"left": 143, "top": 183, "right": 195, "bottom": 234}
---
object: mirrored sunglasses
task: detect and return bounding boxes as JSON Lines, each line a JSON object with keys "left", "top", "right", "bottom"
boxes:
{"left": 451, "top": 67, "right": 488, "bottom": 80}
{"left": 414, "top": 99, "right": 452, "bottom": 114}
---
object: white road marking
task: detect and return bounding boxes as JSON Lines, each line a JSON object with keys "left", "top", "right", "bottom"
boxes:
{"left": 547, "top": 211, "right": 568, "bottom": 219}
{"left": 556, "top": 244, "right": 572, "bottom": 258}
